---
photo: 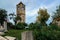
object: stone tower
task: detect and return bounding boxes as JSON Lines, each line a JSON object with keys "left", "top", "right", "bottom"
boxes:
{"left": 16, "top": 2, "right": 25, "bottom": 23}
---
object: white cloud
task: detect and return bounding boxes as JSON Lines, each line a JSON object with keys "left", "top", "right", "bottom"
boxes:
{"left": 26, "top": 0, "right": 60, "bottom": 24}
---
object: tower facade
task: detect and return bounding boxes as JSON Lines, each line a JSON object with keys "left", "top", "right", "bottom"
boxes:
{"left": 16, "top": 2, "right": 25, "bottom": 23}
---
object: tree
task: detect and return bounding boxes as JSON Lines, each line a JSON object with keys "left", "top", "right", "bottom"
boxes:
{"left": 7, "top": 22, "right": 13, "bottom": 29}
{"left": 15, "top": 16, "right": 21, "bottom": 24}
{"left": 15, "top": 22, "right": 27, "bottom": 29}
{"left": 9, "top": 13, "right": 21, "bottom": 25}
{"left": 48, "top": 24, "right": 58, "bottom": 30}
{"left": 37, "top": 9, "right": 50, "bottom": 26}
{"left": 53, "top": 5, "right": 60, "bottom": 19}
{"left": 33, "top": 24, "right": 60, "bottom": 40}
{"left": 52, "top": 5, "right": 60, "bottom": 26}
{"left": 9, "top": 12, "right": 16, "bottom": 24}
{"left": 0, "top": 8, "right": 7, "bottom": 25}
{"left": 29, "top": 22, "right": 42, "bottom": 30}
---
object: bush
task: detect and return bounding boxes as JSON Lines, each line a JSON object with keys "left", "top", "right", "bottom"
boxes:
{"left": 15, "top": 23, "right": 27, "bottom": 30}
{"left": 7, "top": 22, "right": 14, "bottom": 29}
{"left": 49, "top": 24, "right": 58, "bottom": 30}
{"left": 33, "top": 25, "right": 60, "bottom": 40}
{"left": 29, "top": 23, "right": 42, "bottom": 30}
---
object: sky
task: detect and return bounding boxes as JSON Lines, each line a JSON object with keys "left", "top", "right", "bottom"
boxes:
{"left": 0, "top": 0, "right": 60, "bottom": 24}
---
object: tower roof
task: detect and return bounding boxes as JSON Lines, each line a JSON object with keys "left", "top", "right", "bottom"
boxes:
{"left": 17, "top": 2, "right": 25, "bottom": 6}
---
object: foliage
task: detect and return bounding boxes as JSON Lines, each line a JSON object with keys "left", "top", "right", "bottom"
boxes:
{"left": 9, "top": 13, "right": 16, "bottom": 24}
{"left": 7, "top": 22, "right": 13, "bottom": 29}
{"left": 29, "top": 23, "right": 34, "bottom": 30}
{"left": 9, "top": 13, "right": 22, "bottom": 25}
{"left": 0, "top": 8, "right": 7, "bottom": 25}
{"left": 29, "top": 7, "right": 60, "bottom": 40}
{"left": 48, "top": 24, "right": 58, "bottom": 30}
{"left": 13, "top": 16, "right": 21, "bottom": 24}
{"left": 33, "top": 25, "right": 60, "bottom": 40}
{"left": 37, "top": 9, "right": 50, "bottom": 25}
{"left": 15, "top": 16, "right": 21, "bottom": 21}
{"left": 15, "top": 23, "right": 27, "bottom": 29}
{"left": 29, "top": 23, "right": 42, "bottom": 30}
{"left": 5, "top": 25, "right": 60, "bottom": 40}
{"left": 9, "top": 13, "right": 15, "bottom": 19}
{"left": 53, "top": 5, "right": 60, "bottom": 19}
{"left": 5, "top": 29, "right": 26, "bottom": 40}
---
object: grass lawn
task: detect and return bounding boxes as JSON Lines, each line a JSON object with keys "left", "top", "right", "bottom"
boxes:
{"left": 5, "top": 29, "right": 27, "bottom": 40}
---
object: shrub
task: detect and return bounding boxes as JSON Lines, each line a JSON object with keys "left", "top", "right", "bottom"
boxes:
{"left": 33, "top": 25, "right": 60, "bottom": 40}
{"left": 15, "top": 23, "right": 27, "bottom": 30}
{"left": 29, "top": 23, "right": 42, "bottom": 30}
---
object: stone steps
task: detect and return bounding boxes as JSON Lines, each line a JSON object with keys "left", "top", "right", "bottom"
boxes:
{"left": 0, "top": 36, "right": 7, "bottom": 40}
{"left": 5, "top": 36, "right": 16, "bottom": 40}
{"left": 0, "top": 36, "right": 16, "bottom": 40}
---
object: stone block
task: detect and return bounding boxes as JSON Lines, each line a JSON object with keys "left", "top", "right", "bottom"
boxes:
{"left": 0, "top": 36, "right": 7, "bottom": 40}
{"left": 5, "top": 36, "right": 16, "bottom": 40}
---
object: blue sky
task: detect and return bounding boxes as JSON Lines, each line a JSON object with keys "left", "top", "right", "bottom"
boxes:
{"left": 0, "top": 0, "right": 60, "bottom": 24}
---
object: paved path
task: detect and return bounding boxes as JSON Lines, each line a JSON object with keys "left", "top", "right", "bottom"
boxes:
{"left": 22, "top": 31, "right": 33, "bottom": 40}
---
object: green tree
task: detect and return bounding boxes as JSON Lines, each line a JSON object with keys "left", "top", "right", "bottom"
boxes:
{"left": 9, "top": 13, "right": 17, "bottom": 24}
{"left": 29, "top": 23, "right": 34, "bottom": 30}
{"left": 7, "top": 22, "right": 13, "bottom": 29}
{"left": 52, "top": 5, "right": 60, "bottom": 27}
{"left": 33, "top": 25, "right": 60, "bottom": 40}
{"left": 0, "top": 8, "right": 7, "bottom": 25}
{"left": 15, "top": 16, "right": 21, "bottom": 24}
{"left": 15, "top": 22, "right": 27, "bottom": 29}
{"left": 49, "top": 24, "right": 58, "bottom": 30}
{"left": 37, "top": 9, "right": 50, "bottom": 26}
{"left": 53, "top": 5, "right": 60, "bottom": 19}
{"left": 29, "top": 23, "right": 42, "bottom": 30}
{"left": 9, "top": 13, "right": 21, "bottom": 25}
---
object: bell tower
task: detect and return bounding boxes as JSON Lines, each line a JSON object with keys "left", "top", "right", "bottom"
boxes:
{"left": 16, "top": 2, "right": 25, "bottom": 23}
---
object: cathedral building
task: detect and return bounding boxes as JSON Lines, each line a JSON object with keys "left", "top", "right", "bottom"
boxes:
{"left": 16, "top": 2, "right": 25, "bottom": 23}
